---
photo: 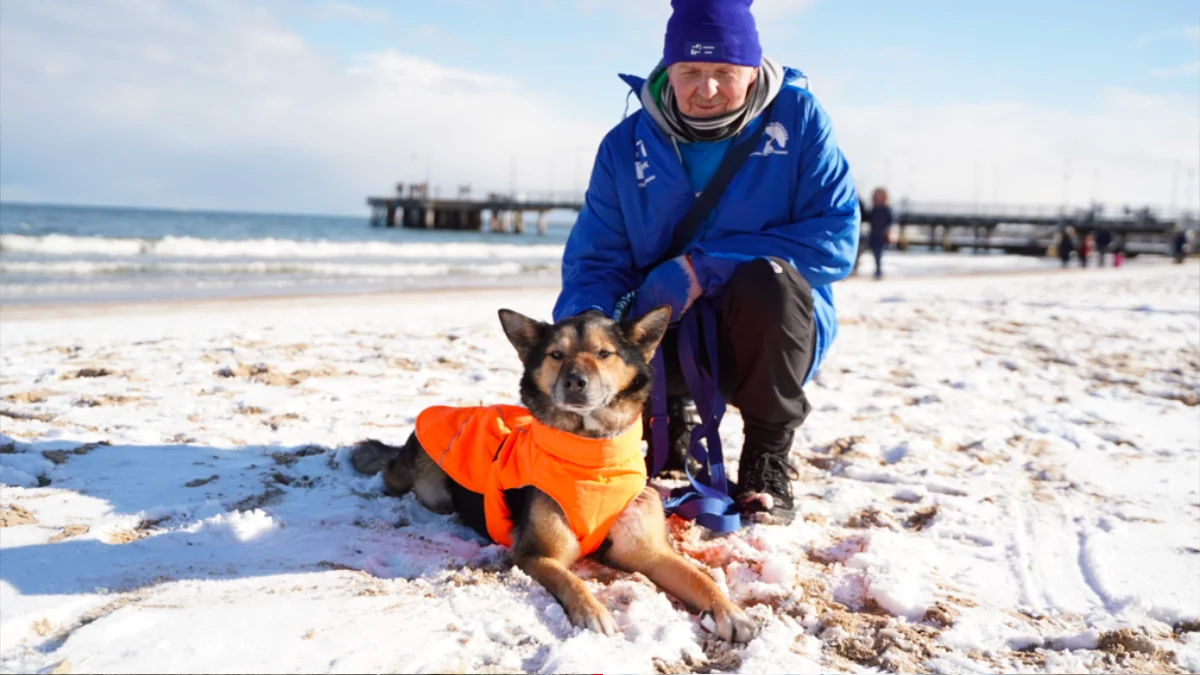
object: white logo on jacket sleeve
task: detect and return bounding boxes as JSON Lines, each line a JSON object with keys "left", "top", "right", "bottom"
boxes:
{"left": 751, "top": 122, "right": 789, "bottom": 157}
{"left": 635, "top": 138, "right": 656, "bottom": 187}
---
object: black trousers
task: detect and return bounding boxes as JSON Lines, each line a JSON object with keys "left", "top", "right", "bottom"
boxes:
{"left": 658, "top": 257, "right": 817, "bottom": 437}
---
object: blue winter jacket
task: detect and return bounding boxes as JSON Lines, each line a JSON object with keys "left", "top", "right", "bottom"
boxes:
{"left": 552, "top": 67, "right": 859, "bottom": 382}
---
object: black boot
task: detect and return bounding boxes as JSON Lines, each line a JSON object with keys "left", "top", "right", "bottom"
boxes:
{"left": 734, "top": 427, "right": 800, "bottom": 524}
{"left": 645, "top": 396, "right": 698, "bottom": 477}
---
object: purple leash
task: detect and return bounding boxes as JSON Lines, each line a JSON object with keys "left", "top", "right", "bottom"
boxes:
{"left": 650, "top": 300, "right": 741, "bottom": 533}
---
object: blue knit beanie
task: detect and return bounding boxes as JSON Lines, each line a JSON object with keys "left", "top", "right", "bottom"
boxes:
{"left": 662, "top": 0, "right": 762, "bottom": 68}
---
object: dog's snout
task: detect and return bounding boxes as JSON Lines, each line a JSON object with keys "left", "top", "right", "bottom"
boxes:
{"left": 562, "top": 370, "right": 588, "bottom": 393}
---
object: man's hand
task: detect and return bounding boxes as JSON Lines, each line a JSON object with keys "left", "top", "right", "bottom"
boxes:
{"left": 631, "top": 255, "right": 702, "bottom": 323}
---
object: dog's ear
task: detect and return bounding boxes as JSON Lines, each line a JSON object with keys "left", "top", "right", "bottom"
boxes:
{"left": 623, "top": 305, "right": 671, "bottom": 362}
{"left": 498, "top": 309, "right": 547, "bottom": 363}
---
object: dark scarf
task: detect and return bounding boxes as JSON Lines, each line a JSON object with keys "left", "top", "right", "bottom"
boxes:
{"left": 657, "top": 77, "right": 765, "bottom": 142}
{"left": 641, "top": 57, "right": 783, "bottom": 143}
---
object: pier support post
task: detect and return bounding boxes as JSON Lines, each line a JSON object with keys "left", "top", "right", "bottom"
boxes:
{"left": 489, "top": 210, "right": 500, "bottom": 233}
{"left": 536, "top": 212, "right": 548, "bottom": 236}
{"left": 424, "top": 206, "right": 436, "bottom": 229}
{"left": 386, "top": 203, "right": 397, "bottom": 228}
{"left": 513, "top": 211, "right": 525, "bottom": 234}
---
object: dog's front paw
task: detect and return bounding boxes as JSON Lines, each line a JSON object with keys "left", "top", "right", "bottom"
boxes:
{"left": 701, "top": 603, "right": 759, "bottom": 643}
{"left": 568, "top": 598, "right": 618, "bottom": 636}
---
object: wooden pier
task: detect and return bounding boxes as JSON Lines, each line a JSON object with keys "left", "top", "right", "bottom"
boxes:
{"left": 367, "top": 183, "right": 1195, "bottom": 255}
{"left": 893, "top": 203, "right": 1193, "bottom": 256}
{"left": 367, "top": 184, "right": 583, "bottom": 235}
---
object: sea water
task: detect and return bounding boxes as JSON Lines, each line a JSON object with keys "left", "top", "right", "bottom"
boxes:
{"left": 0, "top": 202, "right": 573, "bottom": 305}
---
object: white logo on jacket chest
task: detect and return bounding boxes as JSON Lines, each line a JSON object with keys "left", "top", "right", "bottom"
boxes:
{"left": 751, "top": 122, "right": 789, "bottom": 157}
{"left": 635, "top": 138, "right": 656, "bottom": 188}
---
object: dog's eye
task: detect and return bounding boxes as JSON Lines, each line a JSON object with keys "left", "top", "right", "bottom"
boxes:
{"left": 597, "top": 350, "right": 613, "bottom": 359}
{"left": 548, "top": 350, "right": 564, "bottom": 360}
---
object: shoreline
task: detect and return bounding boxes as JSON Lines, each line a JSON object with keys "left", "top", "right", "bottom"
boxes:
{"left": 0, "top": 262, "right": 1169, "bottom": 321}
{"left": 0, "top": 282, "right": 560, "bottom": 322}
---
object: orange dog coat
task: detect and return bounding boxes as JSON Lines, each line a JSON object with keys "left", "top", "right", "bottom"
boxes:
{"left": 414, "top": 405, "right": 647, "bottom": 555}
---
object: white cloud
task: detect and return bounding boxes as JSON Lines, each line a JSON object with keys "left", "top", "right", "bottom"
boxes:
{"left": 0, "top": 1, "right": 1195, "bottom": 215}
{"left": 312, "top": 1, "right": 391, "bottom": 23}
{"left": 1150, "top": 60, "right": 1200, "bottom": 79}
{"left": 412, "top": 23, "right": 470, "bottom": 53}
{"left": 0, "top": 1, "right": 608, "bottom": 213}
{"left": 827, "top": 86, "right": 1200, "bottom": 211}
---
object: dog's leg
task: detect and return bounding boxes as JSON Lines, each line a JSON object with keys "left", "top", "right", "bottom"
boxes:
{"left": 512, "top": 490, "right": 617, "bottom": 635}
{"left": 599, "top": 487, "right": 758, "bottom": 643}
{"left": 360, "top": 434, "right": 455, "bottom": 514}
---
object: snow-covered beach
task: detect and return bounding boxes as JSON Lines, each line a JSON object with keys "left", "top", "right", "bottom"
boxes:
{"left": 1, "top": 261, "right": 1198, "bottom": 674}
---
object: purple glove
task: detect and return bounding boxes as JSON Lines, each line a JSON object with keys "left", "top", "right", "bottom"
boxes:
{"left": 631, "top": 255, "right": 703, "bottom": 324}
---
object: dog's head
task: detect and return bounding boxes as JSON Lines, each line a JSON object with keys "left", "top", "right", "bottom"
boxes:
{"left": 497, "top": 306, "right": 671, "bottom": 438}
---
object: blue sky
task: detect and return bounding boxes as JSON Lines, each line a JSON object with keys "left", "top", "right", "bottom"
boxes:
{"left": 1, "top": 0, "right": 1197, "bottom": 214}
{"left": 295, "top": 0, "right": 1200, "bottom": 110}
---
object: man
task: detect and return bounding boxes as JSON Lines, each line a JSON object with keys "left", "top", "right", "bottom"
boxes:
{"left": 1093, "top": 227, "right": 1112, "bottom": 267}
{"left": 553, "top": 0, "right": 859, "bottom": 524}
{"left": 865, "top": 187, "right": 895, "bottom": 279}
{"left": 1058, "top": 226, "right": 1078, "bottom": 267}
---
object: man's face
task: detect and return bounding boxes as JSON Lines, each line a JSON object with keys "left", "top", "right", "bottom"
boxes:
{"left": 667, "top": 62, "right": 758, "bottom": 118}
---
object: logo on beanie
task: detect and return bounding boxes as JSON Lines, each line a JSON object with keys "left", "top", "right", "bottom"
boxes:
{"left": 685, "top": 42, "right": 724, "bottom": 58}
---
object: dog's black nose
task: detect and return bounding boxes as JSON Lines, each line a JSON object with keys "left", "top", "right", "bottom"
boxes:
{"left": 562, "top": 371, "right": 588, "bottom": 393}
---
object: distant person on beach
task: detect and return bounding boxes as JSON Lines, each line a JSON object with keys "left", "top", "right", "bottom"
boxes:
{"left": 553, "top": 0, "right": 860, "bottom": 524}
{"left": 1058, "top": 225, "right": 1078, "bottom": 267}
{"left": 1172, "top": 227, "right": 1194, "bottom": 264}
{"left": 1093, "top": 227, "right": 1112, "bottom": 267}
{"left": 864, "top": 187, "right": 895, "bottom": 279}
{"left": 1078, "top": 231, "right": 1092, "bottom": 268}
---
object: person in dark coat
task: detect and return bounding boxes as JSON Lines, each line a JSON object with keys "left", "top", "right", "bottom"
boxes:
{"left": 1094, "top": 228, "right": 1113, "bottom": 267}
{"left": 865, "top": 187, "right": 895, "bottom": 279}
{"left": 1058, "top": 226, "right": 1078, "bottom": 267}
{"left": 1172, "top": 227, "right": 1194, "bottom": 264}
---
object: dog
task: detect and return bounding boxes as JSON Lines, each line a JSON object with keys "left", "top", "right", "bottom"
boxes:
{"left": 351, "top": 306, "right": 758, "bottom": 642}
